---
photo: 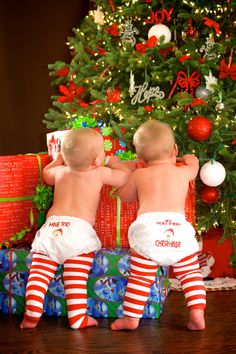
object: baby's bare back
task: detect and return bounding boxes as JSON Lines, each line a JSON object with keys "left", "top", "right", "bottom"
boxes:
{"left": 136, "top": 164, "right": 191, "bottom": 215}
{"left": 47, "top": 168, "right": 103, "bottom": 226}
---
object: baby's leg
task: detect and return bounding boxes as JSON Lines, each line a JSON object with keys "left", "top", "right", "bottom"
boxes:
{"left": 63, "top": 252, "right": 98, "bottom": 329}
{"left": 111, "top": 252, "right": 158, "bottom": 331}
{"left": 173, "top": 253, "right": 206, "bottom": 331}
{"left": 20, "top": 253, "right": 58, "bottom": 329}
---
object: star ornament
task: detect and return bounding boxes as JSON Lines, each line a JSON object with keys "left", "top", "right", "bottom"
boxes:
{"left": 90, "top": 6, "right": 105, "bottom": 25}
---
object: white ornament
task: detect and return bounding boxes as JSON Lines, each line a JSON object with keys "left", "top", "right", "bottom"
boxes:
{"left": 131, "top": 81, "right": 165, "bottom": 105}
{"left": 120, "top": 19, "right": 139, "bottom": 47}
{"left": 199, "top": 37, "right": 217, "bottom": 60}
{"left": 204, "top": 71, "right": 218, "bottom": 92}
{"left": 129, "top": 71, "right": 135, "bottom": 97}
{"left": 200, "top": 160, "right": 226, "bottom": 187}
{"left": 148, "top": 24, "right": 171, "bottom": 43}
{"left": 90, "top": 6, "right": 104, "bottom": 25}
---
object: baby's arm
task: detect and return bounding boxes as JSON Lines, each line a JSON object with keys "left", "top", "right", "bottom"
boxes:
{"left": 43, "top": 153, "right": 64, "bottom": 185}
{"left": 177, "top": 154, "right": 199, "bottom": 180}
{"left": 118, "top": 172, "right": 138, "bottom": 203}
{"left": 105, "top": 156, "right": 133, "bottom": 173}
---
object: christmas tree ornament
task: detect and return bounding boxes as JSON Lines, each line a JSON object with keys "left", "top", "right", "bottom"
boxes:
{"left": 182, "top": 19, "right": 198, "bottom": 41}
{"left": 90, "top": 6, "right": 105, "bottom": 25}
{"left": 187, "top": 116, "right": 212, "bottom": 141}
{"left": 200, "top": 185, "right": 220, "bottom": 204}
{"left": 195, "top": 86, "right": 210, "bottom": 100}
{"left": 129, "top": 71, "right": 135, "bottom": 97}
{"left": 148, "top": 24, "right": 171, "bottom": 43}
{"left": 120, "top": 19, "right": 139, "bottom": 47}
{"left": 204, "top": 71, "right": 218, "bottom": 92}
{"left": 131, "top": 78, "right": 165, "bottom": 105}
{"left": 200, "top": 160, "right": 226, "bottom": 186}
{"left": 200, "top": 37, "right": 217, "bottom": 60}
{"left": 215, "top": 102, "right": 225, "bottom": 112}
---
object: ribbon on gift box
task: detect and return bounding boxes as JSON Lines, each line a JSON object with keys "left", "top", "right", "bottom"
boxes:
{"left": 109, "top": 188, "right": 122, "bottom": 248}
{"left": 0, "top": 153, "right": 53, "bottom": 248}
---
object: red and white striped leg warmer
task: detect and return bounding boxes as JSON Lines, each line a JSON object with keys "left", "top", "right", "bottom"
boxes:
{"left": 23, "top": 253, "right": 58, "bottom": 325}
{"left": 172, "top": 253, "right": 206, "bottom": 311}
{"left": 123, "top": 253, "right": 158, "bottom": 318}
{"left": 63, "top": 252, "right": 94, "bottom": 329}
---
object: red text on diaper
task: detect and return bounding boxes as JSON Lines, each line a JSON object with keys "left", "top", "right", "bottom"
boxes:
{"left": 156, "top": 219, "right": 181, "bottom": 226}
{"left": 155, "top": 240, "right": 181, "bottom": 248}
{"left": 49, "top": 221, "right": 70, "bottom": 227}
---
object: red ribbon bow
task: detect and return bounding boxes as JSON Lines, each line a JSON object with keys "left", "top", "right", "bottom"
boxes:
{"left": 177, "top": 70, "right": 201, "bottom": 95}
{"left": 136, "top": 36, "right": 158, "bottom": 54}
{"left": 203, "top": 17, "right": 221, "bottom": 35}
{"left": 219, "top": 60, "right": 236, "bottom": 80}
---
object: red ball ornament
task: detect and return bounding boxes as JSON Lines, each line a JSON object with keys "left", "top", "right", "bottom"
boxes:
{"left": 187, "top": 116, "right": 212, "bottom": 141}
{"left": 200, "top": 185, "right": 220, "bottom": 204}
{"left": 186, "top": 26, "right": 198, "bottom": 39}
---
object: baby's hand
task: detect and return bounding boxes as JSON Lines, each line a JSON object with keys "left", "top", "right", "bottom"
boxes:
{"left": 104, "top": 155, "right": 121, "bottom": 168}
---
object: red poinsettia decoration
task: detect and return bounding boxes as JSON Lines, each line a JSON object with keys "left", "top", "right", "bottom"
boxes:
{"left": 178, "top": 54, "right": 192, "bottom": 63}
{"left": 106, "top": 23, "right": 119, "bottom": 36}
{"left": 203, "top": 17, "right": 221, "bottom": 35}
{"left": 144, "top": 105, "right": 154, "bottom": 112}
{"left": 55, "top": 67, "right": 70, "bottom": 77}
{"left": 57, "top": 81, "right": 86, "bottom": 103}
{"left": 219, "top": 60, "right": 236, "bottom": 80}
{"left": 106, "top": 86, "right": 121, "bottom": 102}
{"left": 136, "top": 36, "right": 158, "bottom": 54}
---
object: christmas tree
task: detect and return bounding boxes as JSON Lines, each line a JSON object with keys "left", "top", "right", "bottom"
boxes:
{"left": 44, "top": 0, "right": 236, "bottom": 266}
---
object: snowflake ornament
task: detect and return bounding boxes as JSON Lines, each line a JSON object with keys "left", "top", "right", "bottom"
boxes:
{"left": 204, "top": 71, "right": 218, "bottom": 92}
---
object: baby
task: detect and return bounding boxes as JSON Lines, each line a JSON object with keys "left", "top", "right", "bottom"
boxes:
{"left": 20, "top": 128, "right": 129, "bottom": 330}
{"left": 110, "top": 119, "right": 206, "bottom": 331}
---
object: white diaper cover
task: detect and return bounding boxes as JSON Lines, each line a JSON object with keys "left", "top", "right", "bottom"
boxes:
{"left": 31, "top": 215, "right": 101, "bottom": 264}
{"left": 128, "top": 212, "right": 199, "bottom": 266}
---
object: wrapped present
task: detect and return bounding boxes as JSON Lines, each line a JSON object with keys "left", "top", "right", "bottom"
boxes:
{"left": 47, "top": 127, "right": 127, "bottom": 159}
{"left": 0, "top": 248, "right": 170, "bottom": 318}
{"left": 95, "top": 182, "right": 196, "bottom": 248}
{"left": 0, "top": 153, "right": 51, "bottom": 246}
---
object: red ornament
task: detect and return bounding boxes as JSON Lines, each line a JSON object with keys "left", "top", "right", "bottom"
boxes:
{"left": 186, "top": 26, "right": 198, "bottom": 39}
{"left": 200, "top": 185, "right": 220, "bottom": 204}
{"left": 187, "top": 116, "right": 212, "bottom": 141}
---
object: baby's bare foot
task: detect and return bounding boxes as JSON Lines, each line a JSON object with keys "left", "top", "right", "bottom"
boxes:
{"left": 110, "top": 317, "right": 140, "bottom": 331}
{"left": 187, "top": 309, "right": 205, "bottom": 331}
{"left": 20, "top": 318, "right": 38, "bottom": 329}
{"left": 85, "top": 316, "right": 98, "bottom": 328}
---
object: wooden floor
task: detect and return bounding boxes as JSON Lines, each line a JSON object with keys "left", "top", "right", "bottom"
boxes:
{"left": 0, "top": 290, "right": 235, "bottom": 354}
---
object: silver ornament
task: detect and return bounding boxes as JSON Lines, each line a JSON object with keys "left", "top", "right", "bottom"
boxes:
{"left": 195, "top": 86, "right": 210, "bottom": 100}
{"left": 215, "top": 102, "right": 225, "bottom": 112}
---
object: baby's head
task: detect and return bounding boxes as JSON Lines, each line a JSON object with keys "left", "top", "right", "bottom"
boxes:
{"left": 133, "top": 119, "right": 176, "bottom": 163}
{"left": 61, "top": 128, "right": 105, "bottom": 169}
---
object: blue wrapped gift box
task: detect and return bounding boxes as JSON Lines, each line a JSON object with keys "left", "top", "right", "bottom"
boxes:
{"left": 0, "top": 248, "right": 170, "bottom": 318}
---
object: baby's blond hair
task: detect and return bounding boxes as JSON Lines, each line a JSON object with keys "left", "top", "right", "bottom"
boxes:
{"left": 61, "top": 128, "right": 103, "bottom": 169}
{"left": 133, "top": 119, "right": 175, "bottom": 162}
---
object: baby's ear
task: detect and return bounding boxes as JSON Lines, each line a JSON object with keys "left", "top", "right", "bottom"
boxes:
{"left": 173, "top": 143, "right": 178, "bottom": 157}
